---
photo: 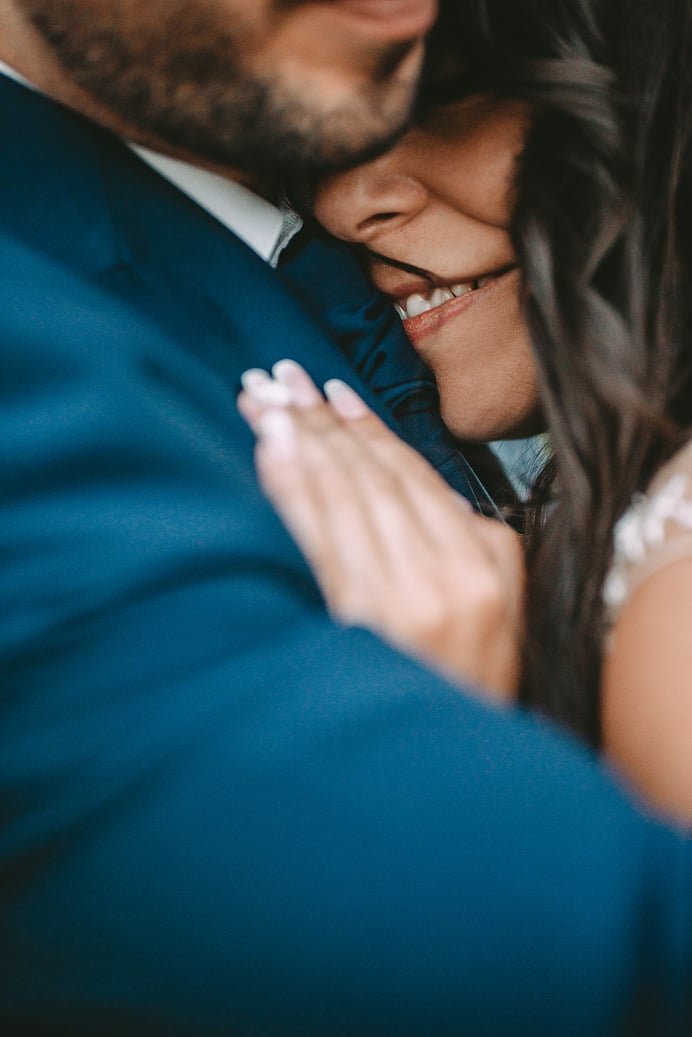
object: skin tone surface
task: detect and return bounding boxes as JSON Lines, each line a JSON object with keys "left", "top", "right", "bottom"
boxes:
{"left": 0, "top": 0, "right": 437, "bottom": 197}
{"left": 314, "top": 96, "right": 542, "bottom": 441}
{"left": 602, "top": 556, "right": 692, "bottom": 825}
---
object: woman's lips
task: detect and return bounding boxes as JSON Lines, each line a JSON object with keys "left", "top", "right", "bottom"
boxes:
{"left": 328, "top": 0, "right": 438, "bottom": 39}
{"left": 400, "top": 267, "right": 520, "bottom": 345}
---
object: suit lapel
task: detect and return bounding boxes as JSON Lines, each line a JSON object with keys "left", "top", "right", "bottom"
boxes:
{"left": 0, "top": 75, "right": 120, "bottom": 275}
{"left": 0, "top": 74, "right": 392, "bottom": 418}
{"left": 97, "top": 133, "right": 402, "bottom": 418}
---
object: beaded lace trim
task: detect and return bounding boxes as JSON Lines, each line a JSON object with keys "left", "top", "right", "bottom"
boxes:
{"left": 603, "top": 472, "right": 692, "bottom": 626}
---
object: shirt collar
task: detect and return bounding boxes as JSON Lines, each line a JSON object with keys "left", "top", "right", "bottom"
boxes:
{"left": 129, "top": 145, "right": 302, "bottom": 266}
{"left": 0, "top": 60, "right": 302, "bottom": 267}
{"left": 0, "top": 60, "right": 35, "bottom": 90}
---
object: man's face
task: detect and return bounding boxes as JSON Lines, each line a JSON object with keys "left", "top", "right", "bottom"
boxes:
{"left": 19, "top": 0, "right": 437, "bottom": 181}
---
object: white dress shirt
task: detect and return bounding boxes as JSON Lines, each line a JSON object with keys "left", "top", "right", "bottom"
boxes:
{"left": 0, "top": 60, "right": 302, "bottom": 266}
{"left": 129, "top": 145, "right": 302, "bottom": 266}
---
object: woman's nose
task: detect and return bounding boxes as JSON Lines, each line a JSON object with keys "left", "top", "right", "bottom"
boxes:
{"left": 314, "top": 156, "right": 429, "bottom": 244}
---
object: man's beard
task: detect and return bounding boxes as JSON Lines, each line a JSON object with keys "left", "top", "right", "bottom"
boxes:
{"left": 20, "top": 0, "right": 417, "bottom": 183}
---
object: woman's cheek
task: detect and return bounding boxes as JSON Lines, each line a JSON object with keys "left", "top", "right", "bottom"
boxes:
{"left": 423, "top": 324, "right": 541, "bottom": 442}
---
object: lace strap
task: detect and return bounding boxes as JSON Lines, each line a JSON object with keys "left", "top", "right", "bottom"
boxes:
{"left": 604, "top": 467, "right": 692, "bottom": 627}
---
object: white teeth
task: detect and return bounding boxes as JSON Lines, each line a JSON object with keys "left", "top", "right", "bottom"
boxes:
{"left": 404, "top": 287, "right": 457, "bottom": 318}
{"left": 429, "top": 287, "right": 454, "bottom": 308}
{"left": 405, "top": 293, "right": 434, "bottom": 318}
{"left": 402, "top": 278, "right": 488, "bottom": 319}
{"left": 394, "top": 303, "right": 407, "bottom": 320}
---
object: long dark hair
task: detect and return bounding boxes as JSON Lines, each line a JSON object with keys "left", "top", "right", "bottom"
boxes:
{"left": 425, "top": 0, "right": 692, "bottom": 743}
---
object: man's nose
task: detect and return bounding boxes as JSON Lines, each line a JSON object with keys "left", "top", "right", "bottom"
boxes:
{"left": 314, "top": 157, "right": 429, "bottom": 244}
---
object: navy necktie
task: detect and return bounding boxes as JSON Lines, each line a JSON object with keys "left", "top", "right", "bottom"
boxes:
{"left": 278, "top": 227, "right": 513, "bottom": 516}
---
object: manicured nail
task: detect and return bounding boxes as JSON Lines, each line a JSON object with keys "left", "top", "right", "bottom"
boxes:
{"left": 241, "top": 368, "right": 271, "bottom": 391}
{"left": 272, "top": 359, "right": 322, "bottom": 409}
{"left": 257, "top": 408, "right": 296, "bottom": 458}
{"left": 242, "top": 371, "right": 293, "bottom": 406}
{"left": 324, "top": 379, "right": 369, "bottom": 419}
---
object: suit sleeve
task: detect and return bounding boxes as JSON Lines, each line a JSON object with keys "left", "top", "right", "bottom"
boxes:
{"left": 0, "top": 240, "right": 690, "bottom": 1037}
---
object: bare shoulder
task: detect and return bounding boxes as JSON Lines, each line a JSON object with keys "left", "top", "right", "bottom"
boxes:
{"left": 601, "top": 436, "right": 692, "bottom": 824}
{"left": 603, "top": 437, "right": 692, "bottom": 628}
{"left": 602, "top": 551, "right": 692, "bottom": 824}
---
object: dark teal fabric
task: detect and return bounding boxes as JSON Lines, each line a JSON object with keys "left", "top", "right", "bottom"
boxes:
{"left": 0, "top": 75, "right": 691, "bottom": 1036}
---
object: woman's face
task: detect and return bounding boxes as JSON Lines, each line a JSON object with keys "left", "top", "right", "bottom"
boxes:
{"left": 314, "top": 96, "right": 542, "bottom": 442}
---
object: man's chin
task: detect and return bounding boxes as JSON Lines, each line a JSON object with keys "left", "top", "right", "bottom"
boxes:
{"left": 221, "top": 59, "right": 420, "bottom": 186}
{"left": 291, "top": 45, "right": 423, "bottom": 174}
{"left": 20, "top": 0, "right": 426, "bottom": 186}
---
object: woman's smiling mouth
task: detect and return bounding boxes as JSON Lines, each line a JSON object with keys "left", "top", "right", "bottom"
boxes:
{"left": 392, "top": 266, "right": 520, "bottom": 344}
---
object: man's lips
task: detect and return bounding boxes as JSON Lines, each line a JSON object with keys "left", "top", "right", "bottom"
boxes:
{"left": 327, "top": 0, "right": 438, "bottom": 40}
{"left": 395, "top": 267, "right": 520, "bottom": 345}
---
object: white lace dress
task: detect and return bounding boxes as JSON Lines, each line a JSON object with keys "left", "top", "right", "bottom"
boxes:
{"left": 603, "top": 439, "right": 692, "bottom": 629}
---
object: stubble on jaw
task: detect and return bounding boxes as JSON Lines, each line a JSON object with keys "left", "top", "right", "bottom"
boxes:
{"left": 13, "top": 0, "right": 421, "bottom": 187}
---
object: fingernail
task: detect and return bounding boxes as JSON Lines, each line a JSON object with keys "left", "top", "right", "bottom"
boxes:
{"left": 324, "top": 379, "right": 369, "bottom": 419}
{"left": 241, "top": 368, "right": 271, "bottom": 391}
{"left": 243, "top": 376, "right": 293, "bottom": 407}
{"left": 272, "top": 359, "right": 322, "bottom": 409}
{"left": 258, "top": 408, "right": 296, "bottom": 458}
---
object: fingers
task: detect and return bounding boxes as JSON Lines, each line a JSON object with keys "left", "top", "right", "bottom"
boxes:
{"left": 238, "top": 361, "right": 321, "bottom": 431}
{"left": 238, "top": 364, "right": 440, "bottom": 623}
{"left": 239, "top": 362, "right": 460, "bottom": 504}
{"left": 252, "top": 404, "right": 400, "bottom": 626}
{"left": 252, "top": 409, "right": 344, "bottom": 602}
{"left": 236, "top": 361, "right": 525, "bottom": 699}
{"left": 241, "top": 364, "right": 443, "bottom": 551}
{"left": 323, "top": 378, "right": 375, "bottom": 421}
{"left": 237, "top": 362, "right": 490, "bottom": 570}
{"left": 301, "top": 374, "right": 484, "bottom": 556}
{"left": 273, "top": 359, "right": 324, "bottom": 409}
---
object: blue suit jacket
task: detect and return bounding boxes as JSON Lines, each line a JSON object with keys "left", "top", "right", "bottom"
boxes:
{"left": 0, "top": 76, "right": 691, "bottom": 1035}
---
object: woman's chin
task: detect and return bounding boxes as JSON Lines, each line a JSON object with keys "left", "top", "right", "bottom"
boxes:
{"left": 442, "top": 402, "right": 545, "bottom": 444}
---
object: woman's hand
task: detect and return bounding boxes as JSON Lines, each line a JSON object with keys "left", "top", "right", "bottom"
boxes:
{"left": 238, "top": 361, "right": 525, "bottom": 703}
